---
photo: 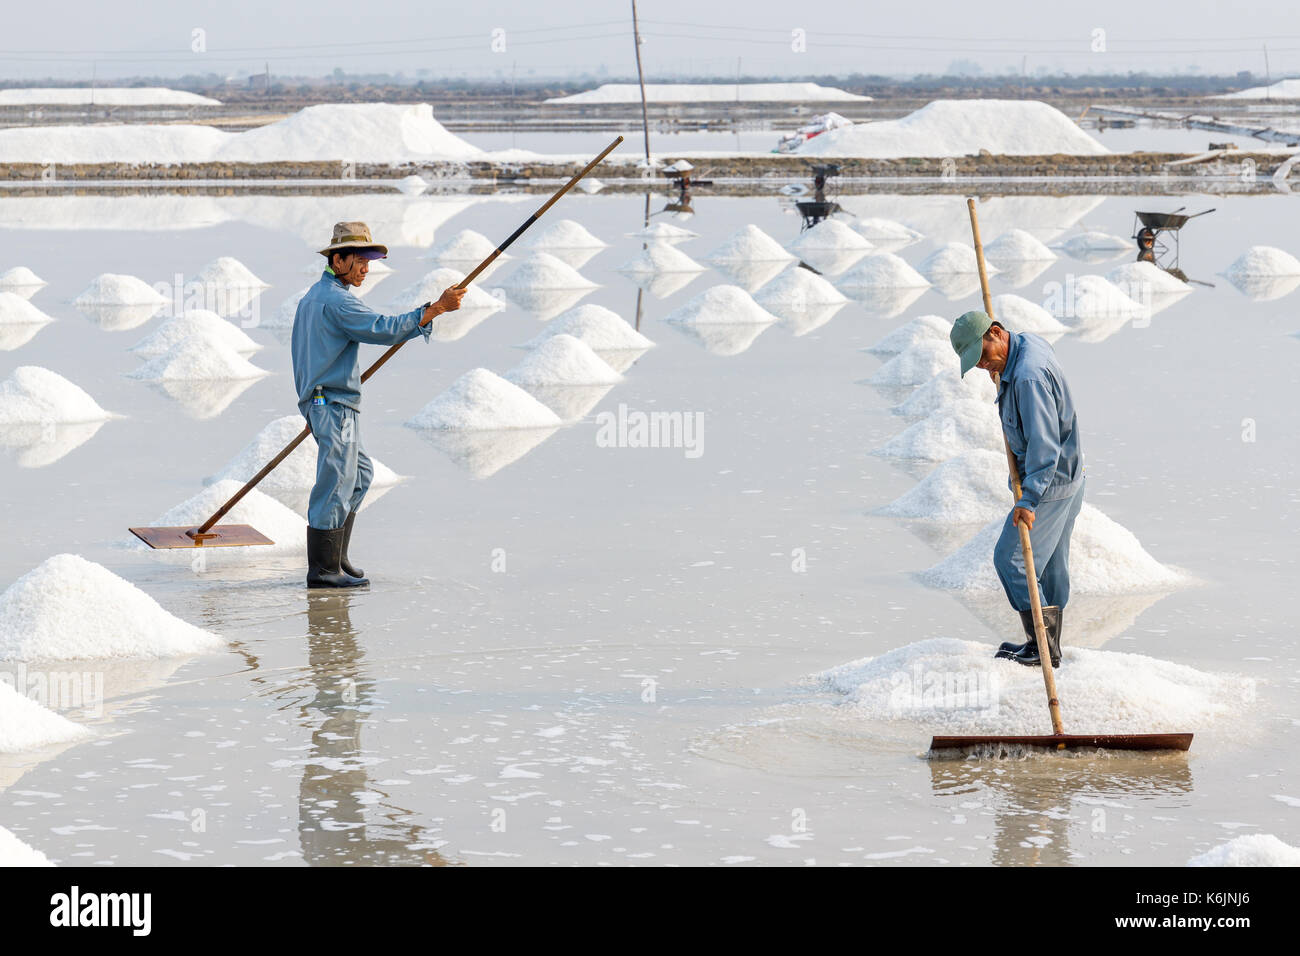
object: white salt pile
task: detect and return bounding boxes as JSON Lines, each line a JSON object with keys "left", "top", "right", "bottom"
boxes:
{"left": 630, "top": 222, "right": 698, "bottom": 242}
{"left": 521, "top": 304, "right": 654, "bottom": 351}
{"left": 546, "top": 82, "right": 869, "bottom": 104}
{"left": 0, "top": 679, "right": 90, "bottom": 754}
{"left": 73, "top": 273, "right": 167, "bottom": 307}
{"left": 0, "top": 292, "right": 54, "bottom": 326}
{"left": 873, "top": 400, "right": 1002, "bottom": 461}
{"left": 190, "top": 256, "right": 267, "bottom": 290}
{"left": 869, "top": 340, "right": 956, "bottom": 386}
{"left": 854, "top": 218, "right": 923, "bottom": 243}
{"left": 395, "top": 174, "right": 427, "bottom": 196}
{"left": 0, "top": 554, "right": 223, "bottom": 661}
{"left": 984, "top": 228, "right": 1057, "bottom": 262}
{"left": 524, "top": 218, "right": 606, "bottom": 250}
{"left": 504, "top": 334, "right": 622, "bottom": 387}
{"left": 0, "top": 366, "right": 112, "bottom": 425}
{"left": 918, "top": 242, "right": 997, "bottom": 277}
{"left": 406, "top": 368, "right": 563, "bottom": 431}
{"left": 206, "top": 415, "right": 403, "bottom": 499}
{"left": 919, "top": 504, "right": 1188, "bottom": 593}
{"left": 797, "top": 100, "right": 1108, "bottom": 158}
{"left": 1214, "top": 78, "right": 1300, "bottom": 100}
{"left": 662, "top": 285, "right": 781, "bottom": 327}
{"left": 837, "top": 253, "right": 930, "bottom": 290}
{"left": 1054, "top": 275, "right": 1149, "bottom": 323}
{"left": 866, "top": 314, "right": 950, "bottom": 356}
{"left": 1058, "top": 232, "right": 1131, "bottom": 256}
{"left": 616, "top": 242, "right": 706, "bottom": 274}
{"left": 1222, "top": 245, "right": 1300, "bottom": 277}
{"left": 787, "top": 219, "right": 873, "bottom": 255}
{"left": 705, "top": 225, "right": 797, "bottom": 264}
{"left": 501, "top": 253, "right": 598, "bottom": 290}
{"left": 426, "top": 229, "right": 506, "bottom": 263}
{"left": 387, "top": 267, "right": 504, "bottom": 313}
{"left": 126, "top": 336, "right": 267, "bottom": 382}
{"left": 816, "top": 639, "right": 1250, "bottom": 736}
{"left": 1107, "top": 260, "right": 1192, "bottom": 296}
{"left": 128, "top": 310, "right": 260, "bottom": 358}
{"left": 991, "top": 293, "right": 1069, "bottom": 335}
{"left": 875, "top": 449, "right": 1010, "bottom": 521}
{"left": 0, "top": 825, "right": 54, "bottom": 865}
{"left": 893, "top": 367, "right": 996, "bottom": 418}
{"left": 1188, "top": 835, "right": 1300, "bottom": 867}
{"left": 142, "top": 481, "right": 306, "bottom": 557}
{"left": 753, "top": 266, "right": 848, "bottom": 321}
{"left": 0, "top": 86, "right": 219, "bottom": 106}
{"left": 0, "top": 267, "right": 46, "bottom": 289}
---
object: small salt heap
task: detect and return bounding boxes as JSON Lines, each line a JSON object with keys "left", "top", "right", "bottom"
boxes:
{"left": 787, "top": 219, "right": 873, "bottom": 255}
{"left": 705, "top": 224, "right": 797, "bottom": 263}
{"left": 0, "top": 681, "right": 89, "bottom": 754}
{"left": 630, "top": 222, "right": 698, "bottom": 242}
{"left": 127, "top": 337, "right": 267, "bottom": 382}
{"left": 504, "top": 334, "right": 623, "bottom": 387}
{"left": 128, "top": 310, "right": 261, "bottom": 358}
{"left": 662, "top": 285, "right": 781, "bottom": 326}
{"left": 0, "top": 366, "right": 112, "bottom": 424}
{"left": 74, "top": 273, "right": 167, "bottom": 306}
{"left": 523, "top": 218, "right": 607, "bottom": 250}
{"left": 0, "top": 292, "right": 54, "bottom": 327}
{"left": 1107, "top": 260, "right": 1192, "bottom": 295}
{"left": 837, "top": 253, "right": 930, "bottom": 290}
{"left": 872, "top": 400, "right": 1002, "bottom": 461}
{"left": 869, "top": 340, "right": 956, "bottom": 387}
{"left": 753, "top": 266, "right": 848, "bottom": 323}
{"left": 501, "top": 253, "right": 599, "bottom": 290}
{"left": 1057, "top": 232, "right": 1131, "bottom": 257}
{"left": 426, "top": 229, "right": 508, "bottom": 264}
{"left": 918, "top": 242, "right": 998, "bottom": 277}
{"left": 1188, "top": 835, "right": 1300, "bottom": 868}
{"left": 395, "top": 174, "right": 427, "bottom": 196}
{"left": 142, "top": 481, "right": 306, "bottom": 557}
{"left": 991, "top": 293, "right": 1069, "bottom": 336}
{"left": 853, "top": 218, "right": 923, "bottom": 243}
{"left": 984, "top": 228, "right": 1057, "bottom": 261}
{"left": 865, "top": 314, "right": 950, "bottom": 356}
{"left": 190, "top": 256, "right": 268, "bottom": 290}
{"left": 616, "top": 242, "right": 706, "bottom": 274}
{"left": 0, "top": 553, "right": 222, "bottom": 660}
{"left": 1050, "top": 275, "right": 1148, "bottom": 326}
{"left": 875, "top": 449, "right": 1010, "bottom": 521}
{"left": 1222, "top": 245, "right": 1300, "bottom": 277}
{"left": 892, "top": 367, "right": 996, "bottom": 418}
{"left": 387, "top": 267, "right": 504, "bottom": 312}
{"left": 0, "top": 266, "right": 47, "bottom": 290}
{"left": 521, "top": 304, "right": 654, "bottom": 351}
{"left": 406, "top": 368, "right": 564, "bottom": 430}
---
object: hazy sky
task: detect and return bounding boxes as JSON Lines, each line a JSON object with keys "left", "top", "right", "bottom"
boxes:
{"left": 3, "top": 0, "right": 1298, "bottom": 83}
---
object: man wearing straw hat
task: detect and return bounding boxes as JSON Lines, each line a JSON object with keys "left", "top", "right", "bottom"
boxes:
{"left": 950, "top": 310, "right": 1086, "bottom": 668}
{"left": 293, "top": 221, "right": 465, "bottom": 589}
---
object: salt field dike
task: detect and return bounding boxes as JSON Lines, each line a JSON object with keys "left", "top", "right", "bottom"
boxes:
{"left": 0, "top": 0, "right": 1296, "bottom": 927}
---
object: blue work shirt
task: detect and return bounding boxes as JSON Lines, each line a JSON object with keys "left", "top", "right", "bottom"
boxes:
{"left": 291, "top": 270, "right": 430, "bottom": 412}
{"left": 996, "top": 330, "right": 1084, "bottom": 512}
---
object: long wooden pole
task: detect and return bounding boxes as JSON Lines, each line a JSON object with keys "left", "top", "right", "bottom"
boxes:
{"left": 967, "top": 197, "right": 1066, "bottom": 740}
{"left": 186, "top": 136, "right": 624, "bottom": 541}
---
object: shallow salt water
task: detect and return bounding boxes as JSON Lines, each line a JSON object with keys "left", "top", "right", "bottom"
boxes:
{"left": 0, "top": 186, "right": 1297, "bottom": 866}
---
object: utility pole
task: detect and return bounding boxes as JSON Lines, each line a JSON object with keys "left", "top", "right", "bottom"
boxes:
{"left": 631, "top": 0, "right": 651, "bottom": 166}
{"left": 1263, "top": 43, "right": 1271, "bottom": 102}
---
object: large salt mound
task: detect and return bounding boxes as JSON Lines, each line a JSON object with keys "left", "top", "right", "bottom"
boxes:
{"left": 0, "top": 825, "right": 55, "bottom": 864}
{"left": 1057, "top": 275, "right": 1149, "bottom": 323}
{"left": 797, "top": 100, "right": 1108, "bottom": 158}
{"left": 0, "top": 292, "right": 54, "bottom": 326}
{"left": 991, "top": 293, "right": 1069, "bottom": 335}
{"left": 873, "top": 400, "right": 1002, "bottom": 461}
{"left": 0, "top": 266, "right": 46, "bottom": 289}
{"left": 1107, "top": 260, "right": 1192, "bottom": 296}
{"left": 387, "top": 267, "right": 504, "bottom": 313}
{"left": 1188, "top": 835, "right": 1300, "bottom": 867}
{"left": 0, "top": 86, "right": 220, "bottom": 107}
{"left": 919, "top": 504, "right": 1188, "bottom": 593}
{"left": 1223, "top": 245, "right": 1300, "bottom": 277}
{"left": 0, "top": 366, "right": 112, "bottom": 425}
{"left": 126, "top": 336, "right": 267, "bottom": 382}
{"left": 0, "top": 680, "right": 90, "bottom": 754}
{"left": 788, "top": 219, "right": 873, "bottom": 254}
{"left": 876, "top": 449, "right": 1010, "bottom": 520}
{"left": 504, "top": 334, "right": 622, "bottom": 387}
{"left": 984, "top": 228, "right": 1057, "bottom": 262}
{"left": 73, "top": 273, "right": 167, "bottom": 307}
{"left": 630, "top": 222, "right": 698, "bottom": 242}
{"left": 206, "top": 415, "right": 402, "bottom": 497}
{"left": 1058, "top": 232, "right": 1131, "bottom": 255}
{"left": 837, "top": 253, "right": 930, "bottom": 290}
{"left": 662, "top": 285, "right": 781, "bottom": 327}
{"left": 893, "top": 368, "right": 996, "bottom": 418}
{"left": 546, "top": 82, "right": 869, "bottom": 104}
{"left": 705, "top": 225, "right": 797, "bottom": 264}
{"left": 616, "top": 242, "right": 706, "bottom": 274}
{"left": 521, "top": 304, "right": 653, "bottom": 351}
{"left": 866, "top": 314, "right": 950, "bottom": 355}
{"left": 753, "top": 266, "right": 848, "bottom": 320}
{"left": 501, "top": 253, "right": 598, "bottom": 290}
{"left": 129, "top": 310, "right": 260, "bottom": 358}
{"left": 406, "top": 368, "right": 563, "bottom": 430}
{"left": 523, "top": 218, "right": 606, "bottom": 250}
{"left": 869, "top": 340, "right": 956, "bottom": 386}
{"left": 0, "top": 554, "right": 222, "bottom": 661}
{"left": 854, "top": 218, "right": 923, "bottom": 243}
{"left": 816, "top": 639, "right": 1249, "bottom": 736}
{"left": 918, "top": 242, "right": 998, "bottom": 277}
{"left": 191, "top": 256, "right": 267, "bottom": 289}
{"left": 143, "top": 481, "right": 306, "bottom": 557}
{"left": 427, "top": 229, "right": 506, "bottom": 263}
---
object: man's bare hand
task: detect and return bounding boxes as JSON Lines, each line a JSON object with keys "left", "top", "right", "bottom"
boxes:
{"left": 1013, "top": 506, "right": 1035, "bottom": 531}
{"left": 436, "top": 285, "right": 466, "bottom": 313}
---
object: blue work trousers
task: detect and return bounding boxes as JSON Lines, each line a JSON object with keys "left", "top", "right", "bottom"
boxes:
{"left": 305, "top": 401, "right": 372, "bottom": 531}
{"left": 993, "top": 476, "right": 1086, "bottom": 612}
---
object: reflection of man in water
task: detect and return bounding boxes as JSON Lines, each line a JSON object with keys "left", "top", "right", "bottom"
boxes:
{"left": 1136, "top": 227, "right": 1156, "bottom": 264}
{"left": 298, "top": 593, "right": 449, "bottom": 866}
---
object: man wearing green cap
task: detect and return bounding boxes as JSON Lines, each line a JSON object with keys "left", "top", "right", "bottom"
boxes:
{"left": 950, "top": 310, "right": 1085, "bottom": 668}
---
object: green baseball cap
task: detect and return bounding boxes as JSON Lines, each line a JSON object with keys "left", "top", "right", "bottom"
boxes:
{"left": 950, "top": 310, "right": 993, "bottom": 377}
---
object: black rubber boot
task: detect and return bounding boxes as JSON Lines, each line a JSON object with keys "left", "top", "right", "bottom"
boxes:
{"left": 995, "top": 605, "right": 1062, "bottom": 668}
{"left": 998, "top": 609, "right": 1039, "bottom": 654}
{"left": 306, "top": 526, "right": 369, "bottom": 589}
{"left": 340, "top": 511, "right": 363, "bottom": 579}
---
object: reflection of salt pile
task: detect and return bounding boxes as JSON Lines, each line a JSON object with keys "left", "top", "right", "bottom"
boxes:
{"left": 1221, "top": 245, "right": 1300, "bottom": 301}
{"left": 873, "top": 400, "right": 1002, "bottom": 461}
{"left": 74, "top": 273, "right": 167, "bottom": 307}
{"left": 853, "top": 218, "right": 923, "bottom": 245}
{"left": 127, "top": 336, "right": 267, "bottom": 381}
{"left": 521, "top": 304, "right": 653, "bottom": 352}
{"left": 1057, "top": 232, "right": 1131, "bottom": 261}
{"left": 866, "top": 314, "right": 950, "bottom": 356}
{"left": 662, "top": 285, "right": 780, "bottom": 357}
{"left": 0, "top": 366, "right": 112, "bottom": 424}
{"left": 816, "top": 638, "right": 1248, "bottom": 736}
{"left": 0, "top": 266, "right": 47, "bottom": 293}
{"left": 875, "top": 449, "right": 1010, "bottom": 521}
{"left": 501, "top": 253, "right": 598, "bottom": 316}
{"left": 753, "top": 266, "right": 848, "bottom": 332}
{"left": 984, "top": 228, "right": 1057, "bottom": 261}
{"left": 140, "top": 481, "right": 306, "bottom": 558}
{"left": 991, "top": 293, "right": 1068, "bottom": 337}
{"left": 0, "top": 293, "right": 55, "bottom": 351}
{"left": 1188, "top": 835, "right": 1300, "bottom": 867}
{"left": 920, "top": 504, "right": 1188, "bottom": 593}
{"left": 0, "top": 681, "right": 89, "bottom": 754}
{"left": 1107, "top": 260, "right": 1192, "bottom": 316}
{"left": 205, "top": 415, "right": 403, "bottom": 515}
{"left": 893, "top": 368, "right": 995, "bottom": 418}
{"left": 630, "top": 222, "right": 698, "bottom": 242}
{"left": 1051, "top": 275, "right": 1149, "bottom": 342}
{"left": 616, "top": 242, "right": 706, "bottom": 275}
{"left": 706, "top": 224, "right": 796, "bottom": 264}
{"left": 129, "top": 310, "right": 260, "bottom": 358}
{"left": 504, "top": 334, "right": 622, "bottom": 386}
{"left": 869, "top": 340, "right": 955, "bottom": 386}
{"left": 919, "top": 242, "right": 998, "bottom": 277}
{"left": 838, "top": 253, "right": 930, "bottom": 290}
{"left": 0, "top": 554, "right": 222, "bottom": 660}
{"left": 0, "top": 825, "right": 55, "bottom": 864}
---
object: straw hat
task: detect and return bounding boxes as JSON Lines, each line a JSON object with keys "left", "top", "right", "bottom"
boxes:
{"left": 318, "top": 221, "right": 389, "bottom": 258}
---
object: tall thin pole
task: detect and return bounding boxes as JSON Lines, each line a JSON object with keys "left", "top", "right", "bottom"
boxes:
{"left": 631, "top": 0, "right": 651, "bottom": 166}
{"left": 1263, "top": 44, "right": 1271, "bottom": 102}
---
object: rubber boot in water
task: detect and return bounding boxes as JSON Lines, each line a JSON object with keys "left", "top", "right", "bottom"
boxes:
{"left": 995, "top": 605, "right": 1061, "bottom": 668}
{"left": 340, "top": 511, "right": 363, "bottom": 579}
{"left": 306, "top": 526, "right": 369, "bottom": 589}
